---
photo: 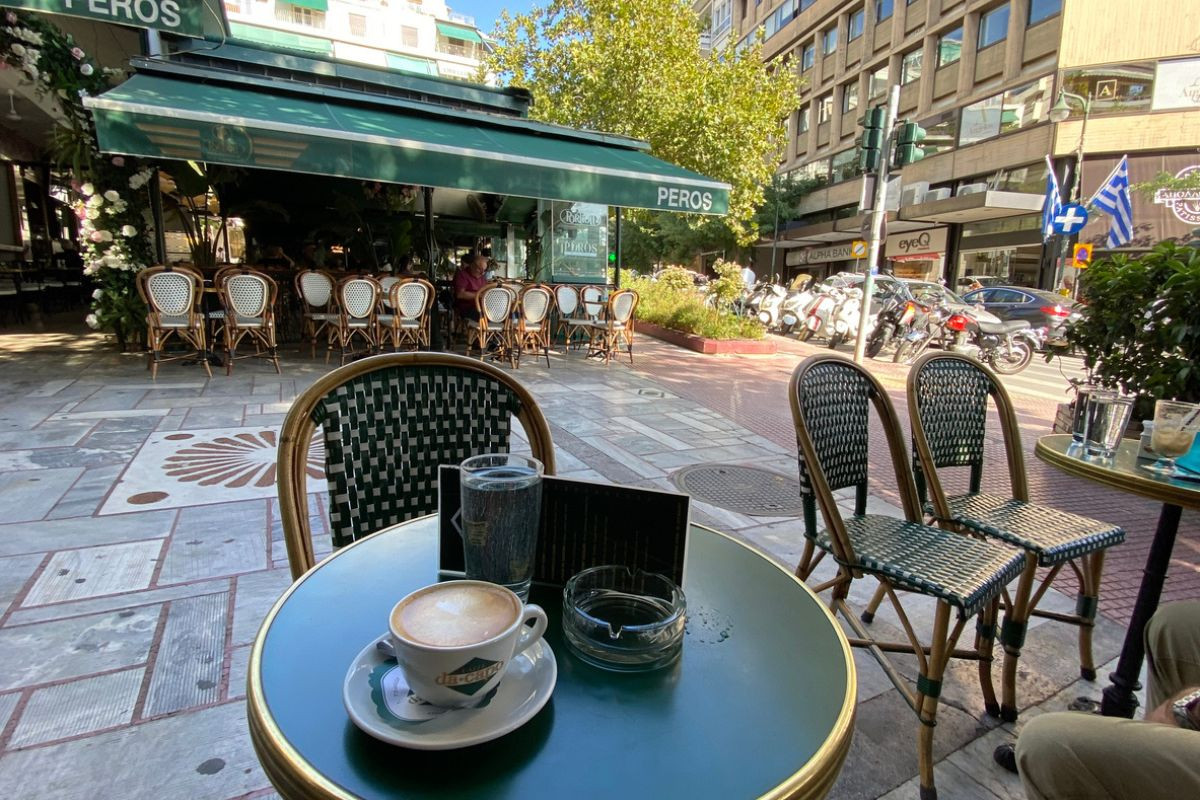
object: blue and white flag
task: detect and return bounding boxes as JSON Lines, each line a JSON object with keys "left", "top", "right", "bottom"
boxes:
{"left": 1041, "top": 155, "right": 1062, "bottom": 242}
{"left": 1089, "top": 155, "right": 1134, "bottom": 248}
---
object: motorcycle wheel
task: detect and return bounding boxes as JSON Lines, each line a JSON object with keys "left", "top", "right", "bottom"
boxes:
{"left": 990, "top": 341, "right": 1033, "bottom": 375}
{"left": 827, "top": 332, "right": 844, "bottom": 349}
{"left": 893, "top": 339, "right": 914, "bottom": 364}
{"left": 865, "top": 328, "right": 891, "bottom": 358}
{"left": 779, "top": 322, "right": 794, "bottom": 335}
{"left": 797, "top": 326, "right": 814, "bottom": 342}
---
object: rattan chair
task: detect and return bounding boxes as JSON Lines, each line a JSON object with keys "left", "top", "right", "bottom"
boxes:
{"left": 216, "top": 268, "right": 281, "bottom": 376}
{"left": 898, "top": 351, "right": 1125, "bottom": 722}
{"left": 552, "top": 284, "right": 579, "bottom": 347}
{"left": 327, "top": 276, "right": 379, "bottom": 365}
{"left": 515, "top": 284, "right": 553, "bottom": 368}
{"left": 790, "top": 354, "right": 1024, "bottom": 800}
{"left": 277, "top": 352, "right": 557, "bottom": 578}
{"left": 564, "top": 284, "right": 604, "bottom": 350}
{"left": 378, "top": 278, "right": 434, "bottom": 352}
{"left": 295, "top": 269, "right": 338, "bottom": 358}
{"left": 466, "top": 283, "right": 517, "bottom": 367}
{"left": 136, "top": 265, "right": 210, "bottom": 379}
{"left": 586, "top": 289, "right": 638, "bottom": 365}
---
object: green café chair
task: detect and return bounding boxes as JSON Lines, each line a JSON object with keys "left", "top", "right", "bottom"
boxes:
{"left": 277, "top": 352, "right": 557, "bottom": 579}
{"left": 790, "top": 353, "right": 1024, "bottom": 800}
{"left": 898, "top": 351, "right": 1125, "bottom": 722}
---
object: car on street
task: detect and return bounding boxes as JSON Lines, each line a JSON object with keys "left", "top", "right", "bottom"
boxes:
{"left": 959, "top": 285, "right": 1079, "bottom": 346}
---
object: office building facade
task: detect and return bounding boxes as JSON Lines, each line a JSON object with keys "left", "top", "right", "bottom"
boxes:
{"left": 224, "top": 0, "right": 487, "bottom": 81}
{"left": 697, "top": 0, "right": 1200, "bottom": 289}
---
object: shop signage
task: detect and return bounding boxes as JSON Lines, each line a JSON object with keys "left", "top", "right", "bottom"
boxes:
{"left": 655, "top": 186, "right": 715, "bottom": 212}
{"left": 786, "top": 242, "right": 859, "bottom": 266}
{"left": 884, "top": 226, "right": 947, "bottom": 259}
{"left": 548, "top": 200, "right": 608, "bottom": 282}
{"left": 1152, "top": 58, "right": 1200, "bottom": 111}
{"left": 1, "top": 0, "right": 205, "bottom": 38}
{"left": 1153, "top": 165, "right": 1200, "bottom": 225}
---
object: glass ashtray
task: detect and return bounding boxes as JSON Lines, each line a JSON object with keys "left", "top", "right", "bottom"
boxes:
{"left": 562, "top": 565, "right": 686, "bottom": 672}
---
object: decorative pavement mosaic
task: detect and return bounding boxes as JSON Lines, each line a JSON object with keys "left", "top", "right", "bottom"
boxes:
{"left": 0, "top": 328, "right": 1162, "bottom": 800}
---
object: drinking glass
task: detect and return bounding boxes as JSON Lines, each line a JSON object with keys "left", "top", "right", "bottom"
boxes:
{"left": 459, "top": 454, "right": 544, "bottom": 601}
{"left": 1144, "top": 400, "right": 1200, "bottom": 474}
{"left": 1071, "top": 386, "right": 1108, "bottom": 446}
{"left": 1084, "top": 394, "right": 1134, "bottom": 458}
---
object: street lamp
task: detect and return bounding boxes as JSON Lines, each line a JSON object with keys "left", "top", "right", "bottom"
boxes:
{"left": 1047, "top": 88, "right": 1092, "bottom": 293}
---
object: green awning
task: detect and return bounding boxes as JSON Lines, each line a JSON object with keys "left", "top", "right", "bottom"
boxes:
{"left": 386, "top": 53, "right": 438, "bottom": 76}
{"left": 285, "top": 0, "right": 328, "bottom": 10}
{"left": 436, "top": 22, "right": 482, "bottom": 44}
{"left": 228, "top": 22, "right": 332, "bottom": 55}
{"left": 83, "top": 74, "right": 729, "bottom": 214}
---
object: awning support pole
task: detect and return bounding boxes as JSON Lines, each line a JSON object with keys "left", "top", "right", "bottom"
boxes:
{"left": 150, "top": 170, "right": 167, "bottom": 265}
{"left": 614, "top": 207, "right": 622, "bottom": 288}
{"left": 424, "top": 186, "right": 442, "bottom": 350}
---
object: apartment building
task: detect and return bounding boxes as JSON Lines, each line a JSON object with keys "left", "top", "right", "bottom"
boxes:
{"left": 224, "top": 0, "right": 487, "bottom": 81}
{"left": 708, "top": 0, "right": 1200, "bottom": 289}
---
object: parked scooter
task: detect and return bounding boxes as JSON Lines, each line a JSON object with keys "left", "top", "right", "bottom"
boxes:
{"left": 798, "top": 284, "right": 844, "bottom": 342}
{"left": 777, "top": 280, "right": 817, "bottom": 334}
{"left": 827, "top": 287, "right": 864, "bottom": 349}
{"left": 755, "top": 283, "right": 788, "bottom": 328}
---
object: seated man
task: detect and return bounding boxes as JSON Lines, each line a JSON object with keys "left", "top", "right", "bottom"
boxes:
{"left": 1013, "top": 601, "right": 1200, "bottom": 799}
{"left": 453, "top": 252, "right": 489, "bottom": 322}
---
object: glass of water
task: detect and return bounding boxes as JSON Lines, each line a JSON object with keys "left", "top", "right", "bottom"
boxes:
{"left": 1084, "top": 394, "right": 1134, "bottom": 458}
{"left": 460, "top": 454, "right": 544, "bottom": 601}
{"left": 1144, "top": 400, "right": 1200, "bottom": 474}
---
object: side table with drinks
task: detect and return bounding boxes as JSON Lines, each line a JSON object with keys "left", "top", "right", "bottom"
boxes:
{"left": 1036, "top": 397, "right": 1200, "bottom": 717}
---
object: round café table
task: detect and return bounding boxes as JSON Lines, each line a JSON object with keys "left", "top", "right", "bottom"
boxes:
{"left": 1035, "top": 434, "right": 1200, "bottom": 717}
{"left": 247, "top": 518, "right": 856, "bottom": 799}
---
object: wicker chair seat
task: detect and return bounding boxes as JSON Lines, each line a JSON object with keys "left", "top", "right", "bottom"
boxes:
{"left": 158, "top": 314, "right": 197, "bottom": 328}
{"left": 345, "top": 318, "right": 372, "bottom": 328}
{"left": 932, "top": 492, "right": 1125, "bottom": 567}
{"left": 816, "top": 514, "right": 1025, "bottom": 618}
{"left": 378, "top": 314, "right": 421, "bottom": 328}
{"left": 307, "top": 312, "right": 338, "bottom": 322}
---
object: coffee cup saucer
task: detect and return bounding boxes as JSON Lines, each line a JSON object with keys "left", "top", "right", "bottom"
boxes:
{"left": 342, "top": 633, "right": 557, "bottom": 750}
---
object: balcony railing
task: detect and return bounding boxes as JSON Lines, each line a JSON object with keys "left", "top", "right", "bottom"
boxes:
{"left": 447, "top": 11, "right": 476, "bottom": 26}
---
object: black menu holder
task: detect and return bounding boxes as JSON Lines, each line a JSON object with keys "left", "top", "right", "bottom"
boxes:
{"left": 438, "top": 466, "right": 690, "bottom": 588}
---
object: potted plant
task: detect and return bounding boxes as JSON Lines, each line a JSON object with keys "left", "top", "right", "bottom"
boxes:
{"left": 1057, "top": 241, "right": 1200, "bottom": 426}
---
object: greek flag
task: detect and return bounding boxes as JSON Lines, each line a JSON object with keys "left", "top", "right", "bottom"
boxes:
{"left": 1089, "top": 156, "right": 1133, "bottom": 248}
{"left": 1041, "top": 155, "right": 1061, "bottom": 242}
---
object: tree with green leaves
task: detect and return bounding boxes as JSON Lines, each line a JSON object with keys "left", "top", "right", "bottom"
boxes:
{"left": 485, "top": 0, "right": 799, "bottom": 247}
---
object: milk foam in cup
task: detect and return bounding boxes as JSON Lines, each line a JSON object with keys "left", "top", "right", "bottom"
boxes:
{"left": 387, "top": 581, "right": 547, "bottom": 708}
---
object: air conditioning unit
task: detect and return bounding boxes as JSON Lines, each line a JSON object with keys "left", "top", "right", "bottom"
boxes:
{"left": 926, "top": 187, "right": 952, "bottom": 201}
{"left": 957, "top": 182, "right": 988, "bottom": 196}
{"left": 900, "top": 181, "right": 929, "bottom": 207}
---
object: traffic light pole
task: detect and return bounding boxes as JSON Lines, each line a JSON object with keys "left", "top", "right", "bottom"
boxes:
{"left": 853, "top": 85, "right": 900, "bottom": 364}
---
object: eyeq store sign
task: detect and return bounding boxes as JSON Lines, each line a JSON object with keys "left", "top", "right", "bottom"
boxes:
{"left": 2, "top": 0, "right": 205, "bottom": 38}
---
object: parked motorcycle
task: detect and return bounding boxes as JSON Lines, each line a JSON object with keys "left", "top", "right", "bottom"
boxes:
{"left": 892, "top": 300, "right": 952, "bottom": 364}
{"left": 866, "top": 291, "right": 920, "bottom": 358}
{"left": 946, "top": 314, "right": 1038, "bottom": 374}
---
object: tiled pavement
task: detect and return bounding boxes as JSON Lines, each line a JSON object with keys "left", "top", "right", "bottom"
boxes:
{"left": 0, "top": 323, "right": 1188, "bottom": 800}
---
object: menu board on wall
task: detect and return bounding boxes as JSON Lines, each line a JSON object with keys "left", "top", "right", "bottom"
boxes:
{"left": 548, "top": 201, "right": 608, "bottom": 283}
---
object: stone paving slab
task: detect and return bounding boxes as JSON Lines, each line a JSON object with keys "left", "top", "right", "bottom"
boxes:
{"left": 0, "top": 510, "right": 176, "bottom": 558}
{"left": 143, "top": 592, "right": 229, "bottom": 718}
{"left": 9, "top": 666, "right": 143, "bottom": 747}
{"left": 0, "top": 468, "right": 86, "bottom": 524}
{"left": 22, "top": 540, "right": 162, "bottom": 607}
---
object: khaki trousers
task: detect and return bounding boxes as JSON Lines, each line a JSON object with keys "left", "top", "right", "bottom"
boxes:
{"left": 1016, "top": 601, "right": 1200, "bottom": 800}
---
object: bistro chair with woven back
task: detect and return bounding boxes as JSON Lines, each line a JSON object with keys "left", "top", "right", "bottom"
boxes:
{"left": 276, "top": 352, "right": 556, "bottom": 578}
{"left": 551, "top": 284, "right": 579, "bottom": 348}
{"left": 466, "top": 283, "right": 517, "bottom": 367}
{"left": 328, "top": 276, "right": 380, "bottom": 365}
{"left": 789, "top": 353, "right": 1024, "bottom": 800}
{"left": 136, "top": 265, "right": 211, "bottom": 379}
{"left": 378, "top": 277, "right": 435, "bottom": 352}
{"left": 295, "top": 269, "right": 338, "bottom": 358}
{"left": 515, "top": 284, "right": 553, "bottom": 367}
{"left": 890, "top": 351, "right": 1126, "bottom": 723}
{"left": 587, "top": 288, "right": 638, "bottom": 365}
{"left": 215, "top": 267, "right": 281, "bottom": 376}
{"left": 564, "top": 284, "right": 605, "bottom": 350}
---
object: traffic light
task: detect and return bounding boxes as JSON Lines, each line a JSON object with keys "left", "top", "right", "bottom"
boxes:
{"left": 891, "top": 121, "right": 927, "bottom": 168}
{"left": 608, "top": 251, "right": 617, "bottom": 264}
{"left": 856, "top": 105, "right": 886, "bottom": 174}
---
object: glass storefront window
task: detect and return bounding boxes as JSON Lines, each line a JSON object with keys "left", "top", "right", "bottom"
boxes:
{"left": 1060, "top": 62, "right": 1155, "bottom": 117}
{"left": 961, "top": 214, "right": 1042, "bottom": 236}
{"left": 918, "top": 109, "right": 959, "bottom": 157}
{"left": 830, "top": 149, "right": 861, "bottom": 184}
{"left": 1000, "top": 75, "right": 1052, "bottom": 134}
{"left": 901, "top": 49, "right": 922, "bottom": 84}
{"left": 958, "top": 244, "right": 1041, "bottom": 287}
{"left": 937, "top": 28, "right": 962, "bottom": 67}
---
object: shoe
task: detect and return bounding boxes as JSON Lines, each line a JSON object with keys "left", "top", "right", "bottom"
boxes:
{"left": 993, "top": 743, "right": 1018, "bottom": 774}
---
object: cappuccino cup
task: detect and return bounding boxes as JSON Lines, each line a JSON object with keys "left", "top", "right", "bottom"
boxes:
{"left": 388, "top": 581, "right": 548, "bottom": 708}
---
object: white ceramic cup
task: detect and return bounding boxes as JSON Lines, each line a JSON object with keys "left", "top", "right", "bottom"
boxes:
{"left": 388, "top": 580, "right": 548, "bottom": 708}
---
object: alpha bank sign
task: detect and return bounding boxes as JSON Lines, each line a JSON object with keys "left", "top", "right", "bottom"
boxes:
{"left": 1154, "top": 165, "right": 1200, "bottom": 225}
{"left": 1, "top": 0, "right": 205, "bottom": 38}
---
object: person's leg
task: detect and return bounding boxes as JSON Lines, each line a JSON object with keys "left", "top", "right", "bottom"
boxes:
{"left": 1145, "top": 600, "right": 1200, "bottom": 709}
{"left": 1016, "top": 712, "right": 1200, "bottom": 800}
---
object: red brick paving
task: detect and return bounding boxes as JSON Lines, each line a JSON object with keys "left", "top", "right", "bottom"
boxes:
{"left": 625, "top": 335, "right": 1200, "bottom": 626}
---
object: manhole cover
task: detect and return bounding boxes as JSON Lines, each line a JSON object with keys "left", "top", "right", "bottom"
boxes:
{"left": 670, "top": 463, "right": 802, "bottom": 516}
